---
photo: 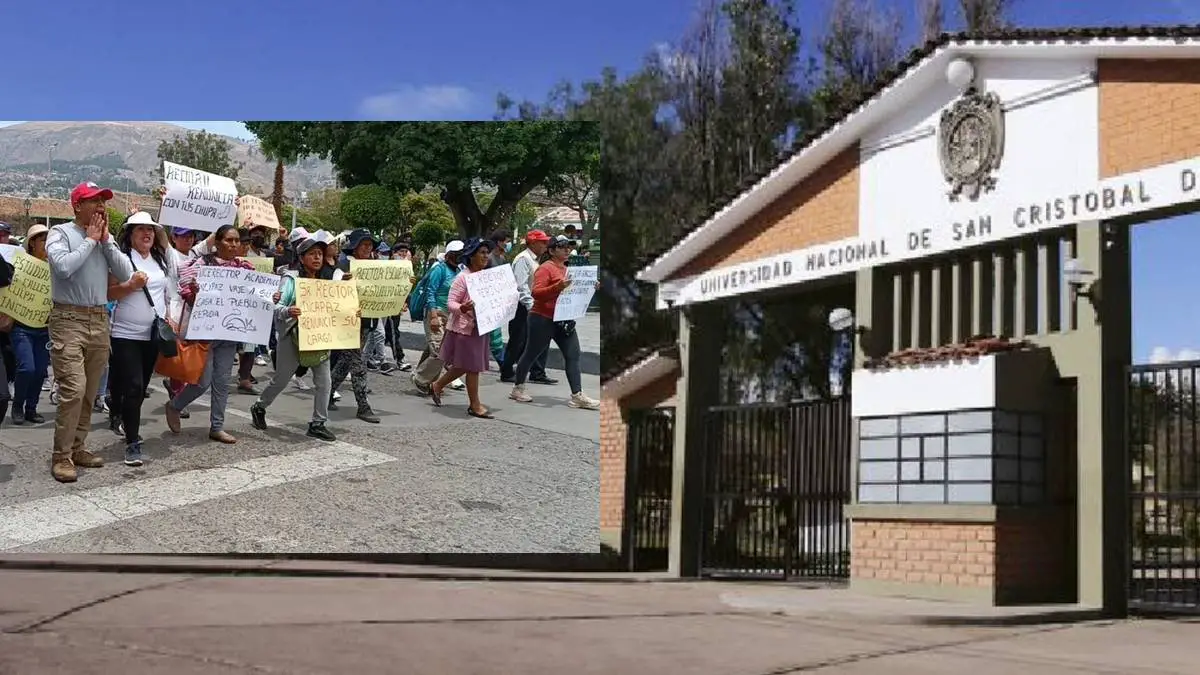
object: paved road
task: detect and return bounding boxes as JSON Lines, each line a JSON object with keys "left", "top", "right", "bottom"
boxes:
{"left": 0, "top": 350, "right": 600, "bottom": 555}
{"left": 0, "top": 565, "right": 1194, "bottom": 674}
{"left": 392, "top": 311, "right": 600, "bottom": 375}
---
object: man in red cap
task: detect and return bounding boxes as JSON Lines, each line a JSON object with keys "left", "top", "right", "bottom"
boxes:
{"left": 499, "top": 229, "right": 557, "bottom": 385}
{"left": 44, "top": 182, "right": 137, "bottom": 483}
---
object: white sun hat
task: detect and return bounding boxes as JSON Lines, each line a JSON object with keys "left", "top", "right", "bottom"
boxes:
{"left": 125, "top": 211, "right": 161, "bottom": 228}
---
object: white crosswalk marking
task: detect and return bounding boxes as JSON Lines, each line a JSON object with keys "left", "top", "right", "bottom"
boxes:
{"left": 0, "top": 442, "right": 397, "bottom": 550}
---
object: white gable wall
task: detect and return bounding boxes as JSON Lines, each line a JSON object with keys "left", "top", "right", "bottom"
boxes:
{"left": 858, "top": 56, "right": 1100, "bottom": 241}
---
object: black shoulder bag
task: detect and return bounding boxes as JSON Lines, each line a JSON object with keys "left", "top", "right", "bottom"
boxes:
{"left": 128, "top": 251, "right": 179, "bottom": 358}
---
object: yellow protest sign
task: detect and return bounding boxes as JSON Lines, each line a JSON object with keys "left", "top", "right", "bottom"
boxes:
{"left": 349, "top": 259, "right": 414, "bottom": 318}
{"left": 240, "top": 256, "right": 278, "bottom": 274}
{"left": 237, "top": 195, "right": 282, "bottom": 232}
{"left": 296, "top": 277, "right": 360, "bottom": 350}
{"left": 0, "top": 250, "right": 52, "bottom": 328}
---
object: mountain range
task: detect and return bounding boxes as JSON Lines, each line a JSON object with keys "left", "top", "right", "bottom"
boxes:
{"left": 0, "top": 122, "right": 337, "bottom": 199}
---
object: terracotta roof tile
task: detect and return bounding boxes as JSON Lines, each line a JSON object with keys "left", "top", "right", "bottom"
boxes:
{"left": 864, "top": 336, "right": 1036, "bottom": 371}
{"left": 637, "top": 25, "right": 1200, "bottom": 276}
{"left": 600, "top": 341, "right": 680, "bottom": 384}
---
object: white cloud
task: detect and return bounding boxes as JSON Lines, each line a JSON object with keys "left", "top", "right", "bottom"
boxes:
{"left": 357, "top": 85, "right": 474, "bottom": 120}
{"left": 1149, "top": 347, "right": 1200, "bottom": 364}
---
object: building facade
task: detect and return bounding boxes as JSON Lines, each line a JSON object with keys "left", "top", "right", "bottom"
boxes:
{"left": 627, "top": 27, "right": 1200, "bottom": 615}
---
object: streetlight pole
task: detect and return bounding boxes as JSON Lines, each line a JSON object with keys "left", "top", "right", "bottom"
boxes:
{"left": 45, "top": 141, "right": 57, "bottom": 226}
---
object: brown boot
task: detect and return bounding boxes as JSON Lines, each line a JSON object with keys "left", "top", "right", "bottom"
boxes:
{"left": 209, "top": 430, "right": 236, "bottom": 444}
{"left": 51, "top": 454, "right": 77, "bottom": 483}
{"left": 165, "top": 403, "right": 181, "bottom": 433}
{"left": 71, "top": 450, "right": 104, "bottom": 468}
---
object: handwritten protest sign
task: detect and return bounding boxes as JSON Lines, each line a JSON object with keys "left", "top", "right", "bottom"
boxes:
{"left": 160, "top": 161, "right": 238, "bottom": 233}
{"left": 553, "top": 265, "right": 598, "bottom": 322}
{"left": 185, "top": 266, "right": 280, "bottom": 345}
{"left": 0, "top": 250, "right": 52, "bottom": 327}
{"left": 350, "top": 259, "right": 414, "bottom": 318}
{"left": 240, "top": 256, "right": 278, "bottom": 274}
{"left": 464, "top": 264, "right": 519, "bottom": 335}
{"left": 296, "top": 278, "right": 360, "bottom": 350}
{"left": 237, "top": 195, "right": 282, "bottom": 232}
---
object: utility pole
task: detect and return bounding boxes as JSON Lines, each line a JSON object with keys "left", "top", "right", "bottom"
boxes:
{"left": 45, "top": 141, "right": 57, "bottom": 226}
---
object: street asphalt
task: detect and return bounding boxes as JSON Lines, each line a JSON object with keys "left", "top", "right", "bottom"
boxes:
{"left": 392, "top": 310, "right": 601, "bottom": 375}
{"left": 0, "top": 341, "right": 601, "bottom": 555}
{"left": 1, "top": 567, "right": 1196, "bottom": 674}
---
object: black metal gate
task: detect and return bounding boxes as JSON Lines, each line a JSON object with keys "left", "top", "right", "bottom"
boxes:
{"left": 1128, "top": 361, "right": 1200, "bottom": 613}
{"left": 699, "top": 398, "right": 852, "bottom": 579}
{"left": 622, "top": 407, "right": 675, "bottom": 571}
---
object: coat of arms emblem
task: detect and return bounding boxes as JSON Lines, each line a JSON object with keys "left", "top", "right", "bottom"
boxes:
{"left": 937, "top": 88, "right": 1005, "bottom": 202}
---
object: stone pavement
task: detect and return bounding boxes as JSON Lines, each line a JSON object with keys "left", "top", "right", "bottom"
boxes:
{"left": 0, "top": 350, "right": 600, "bottom": 555}
{"left": 391, "top": 311, "right": 600, "bottom": 375}
{"left": 1, "top": 566, "right": 1196, "bottom": 674}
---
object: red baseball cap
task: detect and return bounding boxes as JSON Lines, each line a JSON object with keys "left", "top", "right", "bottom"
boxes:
{"left": 525, "top": 229, "right": 550, "bottom": 243}
{"left": 70, "top": 181, "right": 114, "bottom": 206}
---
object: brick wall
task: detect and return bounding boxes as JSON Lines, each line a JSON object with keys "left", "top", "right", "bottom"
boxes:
{"left": 851, "top": 520, "right": 995, "bottom": 589}
{"left": 599, "top": 372, "right": 679, "bottom": 542}
{"left": 1098, "top": 59, "right": 1200, "bottom": 178}
{"left": 670, "top": 148, "right": 860, "bottom": 280}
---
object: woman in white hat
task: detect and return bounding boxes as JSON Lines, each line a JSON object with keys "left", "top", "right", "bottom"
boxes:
{"left": 105, "top": 211, "right": 177, "bottom": 466}
{"left": 8, "top": 224, "right": 52, "bottom": 426}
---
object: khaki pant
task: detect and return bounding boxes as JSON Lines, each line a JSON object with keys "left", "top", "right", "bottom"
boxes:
{"left": 413, "top": 314, "right": 445, "bottom": 388}
{"left": 48, "top": 304, "right": 111, "bottom": 458}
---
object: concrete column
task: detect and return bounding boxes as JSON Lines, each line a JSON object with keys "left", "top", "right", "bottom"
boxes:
{"left": 667, "top": 306, "right": 721, "bottom": 577}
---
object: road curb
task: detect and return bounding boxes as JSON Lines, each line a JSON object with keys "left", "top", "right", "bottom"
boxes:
{"left": 0, "top": 555, "right": 673, "bottom": 584}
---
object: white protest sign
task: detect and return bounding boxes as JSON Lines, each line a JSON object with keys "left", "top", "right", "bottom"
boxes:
{"left": 554, "top": 265, "right": 598, "bottom": 322}
{"left": 185, "top": 266, "right": 281, "bottom": 345}
{"left": 0, "top": 244, "right": 18, "bottom": 264}
{"left": 160, "top": 161, "right": 238, "bottom": 233}
{"left": 464, "top": 264, "right": 519, "bottom": 335}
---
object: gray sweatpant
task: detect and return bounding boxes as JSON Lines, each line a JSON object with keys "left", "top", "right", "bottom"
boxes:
{"left": 257, "top": 329, "right": 331, "bottom": 423}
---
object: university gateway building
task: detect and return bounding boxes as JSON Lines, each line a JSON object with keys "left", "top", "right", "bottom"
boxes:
{"left": 631, "top": 26, "right": 1200, "bottom": 615}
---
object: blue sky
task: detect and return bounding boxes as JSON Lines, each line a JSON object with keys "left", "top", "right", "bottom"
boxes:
{"left": 0, "top": 0, "right": 1198, "bottom": 363}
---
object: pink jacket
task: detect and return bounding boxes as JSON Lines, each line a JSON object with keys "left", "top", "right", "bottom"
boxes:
{"left": 446, "top": 271, "right": 478, "bottom": 336}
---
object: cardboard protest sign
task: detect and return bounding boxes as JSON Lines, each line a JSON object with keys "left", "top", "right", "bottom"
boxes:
{"left": 553, "top": 265, "right": 598, "bottom": 322}
{"left": 160, "top": 161, "right": 238, "bottom": 233}
{"left": 0, "top": 250, "right": 51, "bottom": 327}
{"left": 349, "top": 259, "right": 414, "bottom": 318}
{"left": 464, "top": 264, "right": 519, "bottom": 335}
{"left": 237, "top": 195, "right": 281, "bottom": 232}
{"left": 240, "top": 256, "right": 278, "bottom": 275}
{"left": 296, "top": 278, "right": 360, "bottom": 350}
{"left": 184, "top": 266, "right": 280, "bottom": 345}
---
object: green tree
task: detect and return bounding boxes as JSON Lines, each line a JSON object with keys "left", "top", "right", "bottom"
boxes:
{"left": 475, "top": 191, "right": 539, "bottom": 239}
{"left": 957, "top": 0, "right": 1015, "bottom": 31}
{"left": 397, "top": 191, "right": 455, "bottom": 243}
{"left": 307, "top": 188, "right": 348, "bottom": 232}
{"left": 242, "top": 121, "right": 600, "bottom": 240}
{"left": 411, "top": 220, "right": 448, "bottom": 264}
{"left": 155, "top": 130, "right": 244, "bottom": 187}
{"left": 339, "top": 184, "right": 399, "bottom": 234}
{"left": 106, "top": 207, "right": 127, "bottom": 236}
{"left": 279, "top": 204, "right": 325, "bottom": 234}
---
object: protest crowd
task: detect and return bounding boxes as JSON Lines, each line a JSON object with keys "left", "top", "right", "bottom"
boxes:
{"left": 0, "top": 170, "right": 600, "bottom": 484}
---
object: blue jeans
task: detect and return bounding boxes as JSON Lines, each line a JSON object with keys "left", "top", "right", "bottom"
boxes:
{"left": 10, "top": 325, "right": 48, "bottom": 414}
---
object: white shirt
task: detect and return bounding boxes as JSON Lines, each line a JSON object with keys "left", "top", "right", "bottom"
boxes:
{"left": 110, "top": 250, "right": 170, "bottom": 341}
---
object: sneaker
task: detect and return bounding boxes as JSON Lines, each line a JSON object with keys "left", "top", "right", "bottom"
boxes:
{"left": 124, "top": 441, "right": 144, "bottom": 467}
{"left": 109, "top": 414, "right": 123, "bottom": 437}
{"left": 25, "top": 410, "right": 44, "bottom": 424}
{"left": 450, "top": 378, "right": 465, "bottom": 391}
{"left": 41, "top": 380, "right": 52, "bottom": 392}
{"left": 11, "top": 409, "right": 24, "bottom": 425}
{"left": 379, "top": 362, "right": 396, "bottom": 375}
{"left": 292, "top": 375, "right": 310, "bottom": 391}
{"left": 530, "top": 374, "right": 560, "bottom": 386}
{"left": 93, "top": 399, "right": 109, "bottom": 414}
{"left": 510, "top": 385, "right": 532, "bottom": 403}
{"left": 254, "top": 355, "right": 268, "bottom": 367}
{"left": 569, "top": 392, "right": 600, "bottom": 410}
{"left": 328, "top": 396, "right": 339, "bottom": 411}
{"left": 356, "top": 407, "right": 380, "bottom": 424}
{"left": 306, "top": 422, "right": 336, "bottom": 442}
{"left": 332, "top": 390, "right": 342, "bottom": 402}
{"left": 237, "top": 383, "right": 260, "bottom": 395}
{"left": 398, "top": 362, "right": 413, "bottom": 372}
{"left": 180, "top": 408, "right": 191, "bottom": 419}
{"left": 249, "top": 403, "right": 267, "bottom": 431}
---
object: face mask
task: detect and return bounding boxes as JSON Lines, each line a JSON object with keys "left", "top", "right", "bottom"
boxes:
{"left": 504, "top": 242, "right": 513, "bottom": 253}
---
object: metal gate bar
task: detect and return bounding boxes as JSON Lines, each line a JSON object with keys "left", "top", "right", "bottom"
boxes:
{"left": 622, "top": 408, "right": 674, "bottom": 572}
{"left": 1128, "top": 361, "right": 1200, "bottom": 613}
{"left": 699, "top": 398, "right": 851, "bottom": 580}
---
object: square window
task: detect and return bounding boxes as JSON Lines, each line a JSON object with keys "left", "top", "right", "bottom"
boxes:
{"left": 948, "top": 482, "right": 993, "bottom": 503}
{"left": 923, "top": 460, "right": 946, "bottom": 481}
{"left": 859, "top": 461, "right": 898, "bottom": 483}
{"left": 947, "top": 433, "right": 993, "bottom": 457}
{"left": 901, "top": 414, "right": 946, "bottom": 435}
{"left": 900, "top": 461, "right": 921, "bottom": 481}
{"left": 900, "top": 437, "right": 922, "bottom": 459}
{"left": 860, "top": 417, "right": 898, "bottom": 437}
{"left": 948, "top": 411, "right": 994, "bottom": 433}
{"left": 899, "top": 484, "right": 945, "bottom": 503}
{"left": 858, "top": 484, "right": 898, "bottom": 503}
{"left": 923, "top": 436, "right": 947, "bottom": 460}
